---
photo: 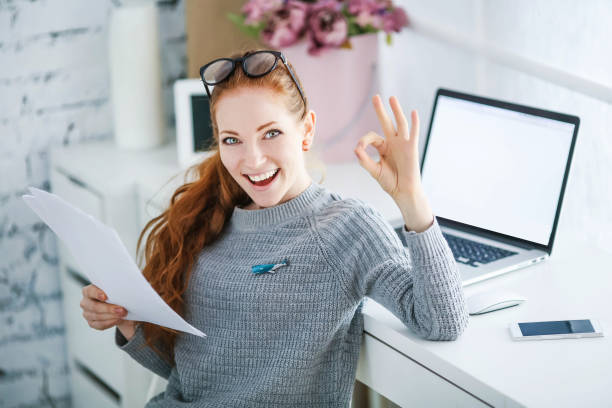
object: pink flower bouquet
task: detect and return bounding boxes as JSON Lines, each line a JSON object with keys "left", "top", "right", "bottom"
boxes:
{"left": 228, "top": 0, "right": 409, "bottom": 56}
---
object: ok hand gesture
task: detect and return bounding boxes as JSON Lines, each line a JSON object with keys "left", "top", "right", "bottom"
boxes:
{"left": 354, "top": 95, "right": 434, "bottom": 233}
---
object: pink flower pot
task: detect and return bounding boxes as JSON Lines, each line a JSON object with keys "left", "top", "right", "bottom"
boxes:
{"left": 281, "top": 33, "right": 380, "bottom": 163}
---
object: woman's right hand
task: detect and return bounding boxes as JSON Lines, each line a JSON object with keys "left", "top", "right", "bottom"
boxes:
{"left": 80, "top": 284, "right": 137, "bottom": 340}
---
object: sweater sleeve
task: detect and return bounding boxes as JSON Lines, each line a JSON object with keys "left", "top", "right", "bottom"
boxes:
{"left": 315, "top": 201, "right": 469, "bottom": 341}
{"left": 115, "top": 324, "right": 173, "bottom": 379}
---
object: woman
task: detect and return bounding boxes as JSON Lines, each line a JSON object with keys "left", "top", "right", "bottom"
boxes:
{"left": 79, "top": 49, "right": 469, "bottom": 407}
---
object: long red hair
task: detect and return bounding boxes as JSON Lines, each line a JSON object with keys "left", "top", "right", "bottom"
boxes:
{"left": 135, "top": 49, "right": 309, "bottom": 364}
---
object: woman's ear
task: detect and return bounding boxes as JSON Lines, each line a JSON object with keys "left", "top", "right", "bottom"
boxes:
{"left": 302, "top": 110, "right": 316, "bottom": 151}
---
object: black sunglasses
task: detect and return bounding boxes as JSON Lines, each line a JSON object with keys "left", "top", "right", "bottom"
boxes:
{"left": 199, "top": 50, "right": 306, "bottom": 107}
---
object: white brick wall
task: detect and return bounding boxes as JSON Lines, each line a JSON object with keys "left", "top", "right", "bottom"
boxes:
{"left": 0, "top": 1, "right": 186, "bottom": 406}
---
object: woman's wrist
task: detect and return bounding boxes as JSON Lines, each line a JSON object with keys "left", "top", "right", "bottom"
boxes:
{"left": 117, "top": 320, "right": 137, "bottom": 341}
{"left": 395, "top": 190, "right": 434, "bottom": 233}
{"left": 404, "top": 215, "right": 434, "bottom": 233}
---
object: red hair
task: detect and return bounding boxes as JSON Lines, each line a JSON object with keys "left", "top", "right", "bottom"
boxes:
{"left": 135, "top": 49, "right": 308, "bottom": 364}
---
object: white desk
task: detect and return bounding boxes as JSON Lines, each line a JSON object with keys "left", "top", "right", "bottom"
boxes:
{"left": 358, "top": 243, "right": 612, "bottom": 407}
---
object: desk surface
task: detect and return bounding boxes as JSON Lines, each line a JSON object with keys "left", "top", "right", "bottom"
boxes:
{"left": 363, "top": 242, "right": 612, "bottom": 407}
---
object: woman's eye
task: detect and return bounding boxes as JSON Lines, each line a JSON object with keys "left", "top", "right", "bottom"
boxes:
{"left": 265, "top": 129, "right": 281, "bottom": 139}
{"left": 222, "top": 137, "right": 239, "bottom": 145}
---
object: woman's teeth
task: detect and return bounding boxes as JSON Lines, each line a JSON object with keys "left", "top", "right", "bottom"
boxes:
{"left": 247, "top": 168, "right": 279, "bottom": 183}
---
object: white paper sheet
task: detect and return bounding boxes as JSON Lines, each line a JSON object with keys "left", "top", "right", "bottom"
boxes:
{"left": 22, "top": 186, "right": 206, "bottom": 338}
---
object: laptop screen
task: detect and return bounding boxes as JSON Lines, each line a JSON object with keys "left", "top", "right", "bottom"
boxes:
{"left": 421, "top": 92, "right": 577, "bottom": 247}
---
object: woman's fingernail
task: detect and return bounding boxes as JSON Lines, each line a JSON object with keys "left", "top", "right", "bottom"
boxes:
{"left": 98, "top": 293, "right": 105, "bottom": 301}
{"left": 114, "top": 308, "right": 124, "bottom": 315}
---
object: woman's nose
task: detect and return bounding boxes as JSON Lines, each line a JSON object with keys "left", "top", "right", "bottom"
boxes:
{"left": 243, "top": 143, "right": 266, "bottom": 167}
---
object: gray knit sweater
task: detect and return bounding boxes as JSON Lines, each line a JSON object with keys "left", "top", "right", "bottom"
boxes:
{"left": 115, "top": 181, "right": 469, "bottom": 407}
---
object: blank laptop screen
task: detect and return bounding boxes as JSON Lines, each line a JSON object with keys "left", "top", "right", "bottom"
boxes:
{"left": 421, "top": 95, "right": 575, "bottom": 246}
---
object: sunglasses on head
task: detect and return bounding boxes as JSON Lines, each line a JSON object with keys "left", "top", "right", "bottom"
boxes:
{"left": 199, "top": 50, "right": 306, "bottom": 107}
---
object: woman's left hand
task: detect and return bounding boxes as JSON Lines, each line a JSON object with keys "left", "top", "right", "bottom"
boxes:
{"left": 354, "top": 94, "right": 434, "bottom": 232}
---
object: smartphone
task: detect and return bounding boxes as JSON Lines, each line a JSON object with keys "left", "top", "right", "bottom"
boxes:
{"left": 509, "top": 319, "right": 604, "bottom": 341}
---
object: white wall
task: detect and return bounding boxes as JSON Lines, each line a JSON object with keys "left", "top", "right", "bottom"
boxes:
{"left": 379, "top": 0, "right": 612, "bottom": 255}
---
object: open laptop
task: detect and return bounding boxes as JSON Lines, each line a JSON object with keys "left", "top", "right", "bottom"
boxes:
{"left": 395, "top": 88, "right": 579, "bottom": 287}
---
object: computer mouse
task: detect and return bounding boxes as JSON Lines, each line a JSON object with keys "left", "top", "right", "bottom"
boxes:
{"left": 466, "top": 290, "right": 527, "bottom": 315}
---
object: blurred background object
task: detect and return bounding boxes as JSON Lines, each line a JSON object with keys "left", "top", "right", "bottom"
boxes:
{"left": 109, "top": 0, "right": 165, "bottom": 150}
{"left": 281, "top": 33, "right": 381, "bottom": 163}
{"left": 185, "top": 0, "right": 262, "bottom": 78}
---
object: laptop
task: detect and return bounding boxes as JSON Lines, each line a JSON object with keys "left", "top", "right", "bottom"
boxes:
{"left": 394, "top": 88, "right": 579, "bottom": 287}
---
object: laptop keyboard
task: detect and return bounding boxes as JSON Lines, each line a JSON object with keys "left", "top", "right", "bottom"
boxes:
{"left": 441, "top": 233, "right": 518, "bottom": 267}
{"left": 393, "top": 227, "right": 518, "bottom": 267}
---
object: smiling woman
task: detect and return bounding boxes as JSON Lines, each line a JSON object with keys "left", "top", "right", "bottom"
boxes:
{"left": 78, "top": 48, "right": 469, "bottom": 407}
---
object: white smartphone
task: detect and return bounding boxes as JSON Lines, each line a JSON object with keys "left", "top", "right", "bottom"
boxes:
{"left": 509, "top": 319, "right": 604, "bottom": 341}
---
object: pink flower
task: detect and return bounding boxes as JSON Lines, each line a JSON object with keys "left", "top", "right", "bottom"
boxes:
{"left": 236, "top": 0, "right": 409, "bottom": 53}
{"left": 242, "top": 0, "right": 284, "bottom": 24}
{"left": 306, "top": 0, "right": 349, "bottom": 55}
{"left": 347, "top": 0, "right": 389, "bottom": 15}
{"left": 348, "top": 0, "right": 408, "bottom": 32}
{"left": 354, "top": 10, "right": 383, "bottom": 30}
{"left": 261, "top": 0, "right": 309, "bottom": 48}
{"left": 381, "top": 7, "right": 409, "bottom": 33}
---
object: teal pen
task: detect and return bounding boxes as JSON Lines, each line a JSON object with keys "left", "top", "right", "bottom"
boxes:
{"left": 251, "top": 259, "right": 289, "bottom": 274}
